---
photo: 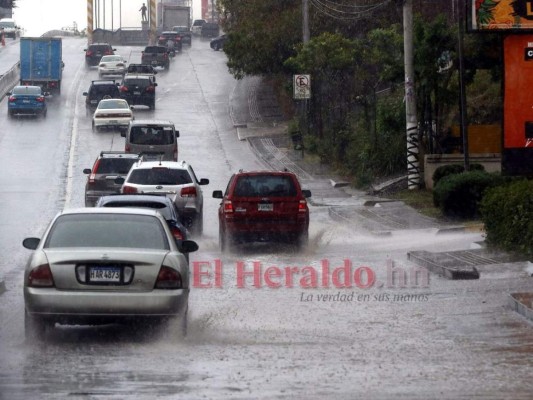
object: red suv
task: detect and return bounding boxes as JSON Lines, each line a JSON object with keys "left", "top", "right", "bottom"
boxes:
{"left": 212, "top": 171, "right": 311, "bottom": 251}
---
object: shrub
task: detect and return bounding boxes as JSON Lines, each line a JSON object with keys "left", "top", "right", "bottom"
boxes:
{"left": 432, "top": 171, "right": 502, "bottom": 218}
{"left": 432, "top": 163, "right": 485, "bottom": 187}
{"left": 480, "top": 179, "right": 533, "bottom": 256}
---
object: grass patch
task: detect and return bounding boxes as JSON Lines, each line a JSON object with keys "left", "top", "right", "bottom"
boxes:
{"left": 387, "top": 188, "right": 443, "bottom": 219}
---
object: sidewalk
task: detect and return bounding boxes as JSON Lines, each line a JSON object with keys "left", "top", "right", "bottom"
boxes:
{"left": 231, "top": 76, "right": 531, "bottom": 287}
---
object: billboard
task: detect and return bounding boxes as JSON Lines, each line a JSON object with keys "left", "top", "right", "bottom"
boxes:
{"left": 470, "top": 0, "right": 533, "bottom": 31}
{"left": 502, "top": 34, "right": 533, "bottom": 175}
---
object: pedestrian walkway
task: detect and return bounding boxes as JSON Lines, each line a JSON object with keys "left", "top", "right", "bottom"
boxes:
{"left": 231, "top": 75, "right": 530, "bottom": 286}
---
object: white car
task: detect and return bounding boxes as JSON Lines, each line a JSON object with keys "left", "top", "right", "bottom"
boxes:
{"left": 92, "top": 98, "right": 134, "bottom": 132}
{"left": 98, "top": 55, "right": 127, "bottom": 77}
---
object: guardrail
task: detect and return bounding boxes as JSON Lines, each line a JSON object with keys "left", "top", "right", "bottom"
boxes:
{"left": 0, "top": 63, "right": 20, "bottom": 100}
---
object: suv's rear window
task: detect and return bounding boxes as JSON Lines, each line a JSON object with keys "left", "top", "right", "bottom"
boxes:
{"left": 90, "top": 84, "right": 119, "bottom": 96}
{"left": 89, "top": 45, "right": 112, "bottom": 52}
{"left": 96, "top": 158, "right": 138, "bottom": 174}
{"left": 123, "top": 78, "right": 152, "bottom": 87}
{"left": 234, "top": 175, "right": 297, "bottom": 197}
{"left": 130, "top": 126, "right": 174, "bottom": 145}
{"left": 128, "top": 168, "right": 192, "bottom": 185}
{"left": 145, "top": 46, "right": 166, "bottom": 53}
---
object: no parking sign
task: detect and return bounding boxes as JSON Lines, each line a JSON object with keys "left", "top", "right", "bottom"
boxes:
{"left": 293, "top": 74, "right": 311, "bottom": 99}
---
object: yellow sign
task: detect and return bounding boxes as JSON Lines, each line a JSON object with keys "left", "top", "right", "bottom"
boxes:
{"left": 472, "top": 0, "right": 533, "bottom": 30}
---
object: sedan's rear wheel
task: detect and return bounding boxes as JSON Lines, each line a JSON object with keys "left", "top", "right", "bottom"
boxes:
{"left": 25, "top": 311, "right": 48, "bottom": 342}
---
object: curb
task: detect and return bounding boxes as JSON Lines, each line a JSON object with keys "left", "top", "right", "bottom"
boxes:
{"left": 508, "top": 293, "right": 533, "bottom": 322}
{"left": 407, "top": 251, "right": 480, "bottom": 280}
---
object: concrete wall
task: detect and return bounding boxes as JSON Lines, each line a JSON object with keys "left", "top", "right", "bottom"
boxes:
{"left": 424, "top": 153, "right": 502, "bottom": 189}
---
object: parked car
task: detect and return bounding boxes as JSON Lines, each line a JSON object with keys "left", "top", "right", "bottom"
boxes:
{"left": 213, "top": 170, "right": 311, "bottom": 251}
{"left": 118, "top": 160, "right": 209, "bottom": 236}
{"left": 141, "top": 45, "right": 171, "bottom": 70}
{"left": 126, "top": 63, "right": 158, "bottom": 82}
{"left": 121, "top": 119, "right": 179, "bottom": 161}
{"left": 82, "top": 151, "right": 141, "bottom": 206}
{"left": 83, "top": 79, "right": 121, "bottom": 115}
{"left": 22, "top": 207, "right": 198, "bottom": 340}
{"left": 98, "top": 54, "right": 127, "bottom": 77}
{"left": 118, "top": 74, "right": 157, "bottom": 109}
{"left": 201, "top": 22, "right": 220, "bottom": 38}
{"left": 7, "top": 85, "right": 48, "bottom": 118}
{"left": 92, "top": 98, "right": 134, "bottom": 132}
{"left": 95, "top": 194, "right": 189, "bottom": 243}
{"left": 84, "top": 43, "right": 116, "bottom": 67}
{"left": 171, "top": 25, "right": 192, "bottom": 45}
{"left": 191, "top": 19, "right": 206, "bottom": 35}
{"left": 210, "top": 34, "right": 227, "bottom": 51}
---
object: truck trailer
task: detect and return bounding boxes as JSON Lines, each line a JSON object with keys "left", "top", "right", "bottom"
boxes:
{"left": 19, "top": 37, "right": 63, "bottom": 95}
{"left": 158, "top": 4, "right": 191, "bottom": 33}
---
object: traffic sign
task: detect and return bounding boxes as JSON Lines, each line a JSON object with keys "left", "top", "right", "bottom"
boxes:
{"left": 293, "top": 74, "right": 311, "bottom": 99}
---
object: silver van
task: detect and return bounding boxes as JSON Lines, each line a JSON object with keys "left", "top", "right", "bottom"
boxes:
{"left": 122, "top": 119, "right": 179, "bottom": 161}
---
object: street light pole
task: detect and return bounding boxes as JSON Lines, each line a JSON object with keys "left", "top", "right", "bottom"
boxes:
{"left": 303, "top": 0, "right": 309, "bottom": 43}
{"left": 403, "top": 0, "right": 420, "bottom": 189}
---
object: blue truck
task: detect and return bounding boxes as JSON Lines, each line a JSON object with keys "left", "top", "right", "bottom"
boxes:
{"left": 19, "top": 37, "right": 63, "bottom": 95}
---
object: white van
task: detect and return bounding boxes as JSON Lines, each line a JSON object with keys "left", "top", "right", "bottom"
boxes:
{"left": 0, "top": 18, "right": 19, "bottom": 39}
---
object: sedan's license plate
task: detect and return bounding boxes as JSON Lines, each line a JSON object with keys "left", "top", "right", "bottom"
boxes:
{"left": 89, "top": 266, "right": 121, "bottom": 282}
{"left": 109, "top": 120, "right": 118, "bottom": 124}
{"left": 134, "top": 91, "right": 141, "bottom": 95}
{"left": 151, "top": 61, "right": 157, "bottom": 65}
{"left": 258, "top": 203, "right": 273, "bottom": 211}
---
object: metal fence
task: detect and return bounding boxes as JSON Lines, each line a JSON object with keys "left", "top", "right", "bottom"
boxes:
{"left": 0, "top": 62, "right": 20, "bottom": 100}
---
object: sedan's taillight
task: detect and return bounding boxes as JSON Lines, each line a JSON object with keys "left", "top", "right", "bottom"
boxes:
{"left": 8, "top": 96, "right": 16, "bottom": 102}
{"left": 28, "top": 264, "right": 55, "bottom": 287}
{"left": 122, "top": 186, "right": 138, "bottom": 194}
{"left": 36, "top": 96, "right": 45, "bottom": 103}
{"left": 155, "top": 266, "right": 182, "bottom": 289}
{"left": 119, "top": 86, "right": 128, "bottom": 92}
{"left": 181, "top": 187, "right": 197, "bottom": 197}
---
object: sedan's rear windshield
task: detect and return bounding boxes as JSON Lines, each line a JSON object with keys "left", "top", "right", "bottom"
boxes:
{"left": 96, "top": 158, "right": 138, "bottom": 174}
{"left": 12, "top": 86, "right": 41, "bottom": 95}
{"left": 130, "top": 126, "right": 174, "bottom": 145}
{"left": 234, "top": 175, "right": 297, "bottom": 197}
{"left": 44, "top": 214, "right": 169, "bottom": 249}
{"left": 101, "top": 202, "right": 172, "bottom": 220}
{"left": 128, "top": 168, "right": 192, "bottom": 185}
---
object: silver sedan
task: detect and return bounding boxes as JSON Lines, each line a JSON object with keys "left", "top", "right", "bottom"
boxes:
{"left": 22, "top": 208, "right": 198, "bottom": 340}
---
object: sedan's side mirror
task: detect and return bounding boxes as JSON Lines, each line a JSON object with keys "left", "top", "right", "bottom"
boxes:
{"left": 199, "top": 178, "right": 209, "bottom": 186}
{"left": 82, "top": 92, "right": 88, "bottom": 96}
{"left": 23, "top": 237, "right": 40, "bottom": 250}
{"left": 179, "top": 240, "right": 199, "bottom": 253}
{"left": 212, "top": 190, "right": 223, "bottom": 199}
{"left": 302, "top": 189, "right": 312, "bottom": 198}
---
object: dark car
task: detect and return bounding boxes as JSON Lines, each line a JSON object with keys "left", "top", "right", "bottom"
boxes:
{"left": 119, "top": 74, "right": 157, "bottom": 109}
{"left": 171, "top": 26, "right": 192, "bottom": 45}
{"left": 7, "top": 85, "right": 48, "bottom": 118}
{"left": 157, "top": 31, "right": 183, "bottom": 53}
{"left": 82, "top": 151, "right": 141, "bottom": 206}
{"left": 213, "top": 170, "right": 311, "bottom": 251}
{"left": 210, "top": 34, "right": 227, "bottom": 51}
{"left": 141, "top": 45, "right": 171, "bottom": 70}
{"left": 83, "top": 79, "right": 121, "bottom": 115}
{"left": 201, "top": 22, "right": 220, "bottom": 38}
{"left": 95, "top": 194, "right": 189, "bottom": 243}
{"left": 84, "top": 43, "right": 116, "bottom": 67}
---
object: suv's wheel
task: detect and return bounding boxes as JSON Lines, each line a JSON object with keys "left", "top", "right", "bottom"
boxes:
{"left": 150, "top": 100, "right": 156, "bottom": 110}
{"left": 219, "top": 227, "right": 232, "bottom": 253}
{"left": 42, "top": 108, "right": 47, "bottom": 118}
{"left": 296, "top": 231, "right": 309, "bottom": 250}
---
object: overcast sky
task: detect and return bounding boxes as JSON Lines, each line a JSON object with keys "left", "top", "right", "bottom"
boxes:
{"left": 13, "top": 0, "right": 201, "bottom": 36}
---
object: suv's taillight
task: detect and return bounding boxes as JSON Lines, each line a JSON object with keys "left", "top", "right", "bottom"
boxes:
{"left": 120, "top": 86, "right": 128, "bottom": 92}
{"left": 155, "top": 266, "right": 182, "bottom": 289}
{"left": 125, "top": 144, "right": 131, "bottom": 152}
{"left": 122, "top": 186, "right": 138, "bottom": 194}
{"left": 86, "top": 50, "right": 94, "bottom": 56}
{"left": 223, "top": 200, "right": 233, "bottom": 213}
{"left": 181, "top": 187, "right": 197, "bottom": 197}
{"left": 145, "top": 85, "right": 155, "bottom": 93}
{"left": 28, "top": 264, "right": 55, "bottom": 288}
{"left": 88, "top": 159, "right": 101, "bottom": 183}
{"left": 299, "top": 199, "right": 308, "bottom": 212}
{"left": 171, "top": 225, "right": 184, "bottom": 240}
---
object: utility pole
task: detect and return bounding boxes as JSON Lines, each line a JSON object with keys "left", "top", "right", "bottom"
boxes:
{"left": 303, "top": 0, "right": 309, "bottom": 43}
{"left": 457, "top": 0, "right": 469, "bottom": 170}
{"left": 402, "top": 0, "right": 420, "bottom": 189}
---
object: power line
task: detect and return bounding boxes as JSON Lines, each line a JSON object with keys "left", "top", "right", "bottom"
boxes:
{"left": 309, "top": 0, "right": 391, "bottom": 20}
